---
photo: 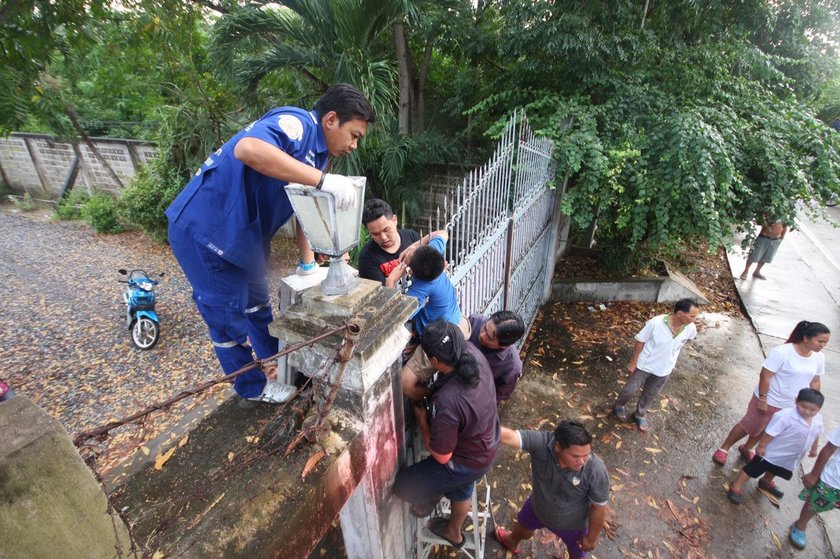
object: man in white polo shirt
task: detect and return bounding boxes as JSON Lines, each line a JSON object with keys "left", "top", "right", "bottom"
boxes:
{"left": 612, "top": 298, "right": 699, "bottom": 432}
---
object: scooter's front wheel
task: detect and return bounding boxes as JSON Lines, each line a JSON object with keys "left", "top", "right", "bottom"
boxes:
{"left": 131, "top": 317, "right": 159, "bottom": 350}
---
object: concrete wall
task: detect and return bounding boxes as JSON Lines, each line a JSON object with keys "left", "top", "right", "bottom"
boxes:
{"left": 551, "top": 266, "right": 709, "bottom": 305}
{"left": 0, "top": 396, "right": 136, "bottom": 558}
{"left": 407, "top": 171, "right": 467, "bottom": 231}
{"left": 0, "top": 133, "right": 157, "bottom": 198}
{"left": 111, "top": 283, "right": 416, "bottom": 558}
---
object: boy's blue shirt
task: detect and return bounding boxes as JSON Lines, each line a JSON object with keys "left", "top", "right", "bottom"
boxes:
{"left": 407, "top": 235, "right": 462, "bottom": 337}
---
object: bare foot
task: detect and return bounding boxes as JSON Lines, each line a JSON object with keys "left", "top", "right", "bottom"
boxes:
{"left": 753, "top": 272, "right": 767, "bottom": 280}
{"left": 739, "top": 272, "right": 748, "bottom": 280}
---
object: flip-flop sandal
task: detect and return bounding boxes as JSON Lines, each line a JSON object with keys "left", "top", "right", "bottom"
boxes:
{"left": 427, "top": 517, "right": 465, "bottom": 549}
{"left": 493, "top": 526, "right": 520, "bottom": 555}
{"left": 635, "top": 415, "right": 650, "bottom": 432}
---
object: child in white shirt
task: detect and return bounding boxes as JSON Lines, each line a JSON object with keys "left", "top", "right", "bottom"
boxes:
{"left": 727, "top": 388, "right": 824, "bottom": 505}
{"left": 789, "top": 425, "right": 840, "bottom": 549}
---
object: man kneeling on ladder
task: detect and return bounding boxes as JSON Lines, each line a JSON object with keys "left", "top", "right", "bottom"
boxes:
{"left": 392, "top": 319, "right": 501, "bottom": 549}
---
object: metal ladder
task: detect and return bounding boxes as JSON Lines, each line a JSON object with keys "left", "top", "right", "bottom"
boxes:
{"left": 415, "top": 475, "right": 491, "bottom": 559}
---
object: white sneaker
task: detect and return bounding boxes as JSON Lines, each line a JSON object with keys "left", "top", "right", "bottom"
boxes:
{"left": 247, "top": 380, "right": 297, "bottom": 404}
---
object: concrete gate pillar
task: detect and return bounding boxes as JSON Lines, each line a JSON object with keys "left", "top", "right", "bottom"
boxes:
{"left": 271, "top": 277, "right": 416, "bottom": 559}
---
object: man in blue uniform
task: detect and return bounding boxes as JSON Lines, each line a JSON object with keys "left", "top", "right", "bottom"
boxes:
{"left": 167, "top": 84, "right": 375, "bottom": 403}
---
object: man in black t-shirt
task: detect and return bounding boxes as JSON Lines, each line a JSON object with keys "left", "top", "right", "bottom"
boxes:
{"left": 357, "top": 198, "right": 420, "bottom": 285}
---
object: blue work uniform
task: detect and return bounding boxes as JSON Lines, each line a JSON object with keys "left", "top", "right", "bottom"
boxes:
{"left": 167, "top": 107, "right": 329, "bottom": 398}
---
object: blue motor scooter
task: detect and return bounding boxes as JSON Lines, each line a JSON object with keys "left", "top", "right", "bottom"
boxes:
{"left": 119, "top": 269, "right": 163, "bottom": 349}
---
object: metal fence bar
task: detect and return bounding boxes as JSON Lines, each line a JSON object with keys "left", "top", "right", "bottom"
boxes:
{"left": 435, "top": 110, "right": 556, "bottom": 332}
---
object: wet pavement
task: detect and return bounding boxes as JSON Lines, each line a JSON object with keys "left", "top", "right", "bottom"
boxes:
{"left": 726, "top": 205, "right": 840, "bottom": 557}
{"left": 485, "top": 302, "right": 837, "bottom": 559}
{"left": 3, "top": 202, "right": 839, "bottom": 558}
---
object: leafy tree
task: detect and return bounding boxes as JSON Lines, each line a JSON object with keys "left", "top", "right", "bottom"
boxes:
{"left": 0, "top": 0, "right": 105, "bottom": 134}
{"left": 208, "top": 0, "right": 469, "bottom": 220}
{"left": 210, "top": 0, "right": 398, "bottom": 116}
{"left": 468, "top": 0, "right": 840, "bottom": 271}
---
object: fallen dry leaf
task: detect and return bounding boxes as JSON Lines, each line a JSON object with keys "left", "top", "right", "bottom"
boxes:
{"left": 758, "top": 488, "right": 781, "bottom": 507}
{"left": 154, "top": 447, "right": 176, "bottom": 470}
{"left": 301, "top": 450, "right": 326, "bottom": 480}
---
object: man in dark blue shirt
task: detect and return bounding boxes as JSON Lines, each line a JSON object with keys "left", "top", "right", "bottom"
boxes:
{"left": 167, "top": 84, "right": 374, "bottom": 403}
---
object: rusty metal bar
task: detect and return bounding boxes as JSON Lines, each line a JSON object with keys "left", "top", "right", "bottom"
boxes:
{"left": 73, "top": 323, "right": 352, "bottom": 447}
{"left": 284, "top": 323, "right": 362, "bottom": 456}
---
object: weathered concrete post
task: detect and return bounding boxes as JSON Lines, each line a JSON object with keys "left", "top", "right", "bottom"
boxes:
{"left": 0, "top": 396, "right": 136, "bottom": 558}
{"left": 272, "top": 277, "right": 416, "bottom": 558}
{"left": 109, "top": 278, "right": 415, "bottom": 558}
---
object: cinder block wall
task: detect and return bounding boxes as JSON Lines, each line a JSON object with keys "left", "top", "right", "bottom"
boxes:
{"left": 0, "top": 133, "right": 157, "bottom": 198}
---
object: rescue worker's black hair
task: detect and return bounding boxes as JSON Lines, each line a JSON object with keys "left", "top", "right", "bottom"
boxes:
{"left": 314, "top": 83, "right": 376, "bottom": 125}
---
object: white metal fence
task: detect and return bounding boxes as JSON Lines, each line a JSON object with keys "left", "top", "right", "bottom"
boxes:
{"left": 435, "top": 111, "right": 558, "bottom": 333}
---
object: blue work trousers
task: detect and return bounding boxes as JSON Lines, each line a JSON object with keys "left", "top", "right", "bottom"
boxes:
{"left": 168, "top": 223, "right": 278, "bottom": 398}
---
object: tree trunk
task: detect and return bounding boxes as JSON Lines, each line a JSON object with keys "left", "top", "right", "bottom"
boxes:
{"left": 64, "top": 103, "right": 125, "bottom": 190}
{"left": 411, "top": 40, "right": 434, "bottom": 134}
{"left": 640, "top": 0, "right": 650, "bottom": 30}
{"left": 394, "top": 20, "right": 413, "bottom": 134}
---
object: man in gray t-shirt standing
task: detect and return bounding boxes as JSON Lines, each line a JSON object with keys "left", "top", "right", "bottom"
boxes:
{"left": 493, "top": 421, "right": 610, "bottom": 558}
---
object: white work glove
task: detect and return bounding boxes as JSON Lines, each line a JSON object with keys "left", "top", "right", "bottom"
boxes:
{"left": 320, "top": 173, "right": 358, "bottom": 211}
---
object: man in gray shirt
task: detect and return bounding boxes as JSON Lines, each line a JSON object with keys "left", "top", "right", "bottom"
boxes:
{"left": 493, "top": 420, "right": 609, "bottom": 558}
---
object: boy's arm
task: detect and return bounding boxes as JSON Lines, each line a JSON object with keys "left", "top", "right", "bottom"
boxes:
{"left": 755, "top": 432, "right": 774, "bottom": 457}
{"left": 399, "top": 230, "right": 449, "bottom": 263}
{"left": 803, "top": 441, "right": 839, "bottom": 487}
{"left": 626, "top": 341, "right": 645, "bottom": 374}
{"left": 579, "top": 503, "right": 607, "bottom": 551}
{"left": 809, "top": 436, "right": 820, "bottom": 458}
{"left": 384, "top": 261, "right": 407, "bottom": 288}
{"left": 424, "top": 230, "right": 448, "bottom": 244}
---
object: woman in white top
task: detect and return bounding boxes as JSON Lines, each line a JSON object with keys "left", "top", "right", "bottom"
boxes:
{"left": 712, "top": 321, "right": 830, "bottom": 466}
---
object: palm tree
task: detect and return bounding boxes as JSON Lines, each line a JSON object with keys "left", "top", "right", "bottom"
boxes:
{"left": 209, "top": 0, "right": 466, "bottom": 223}
{"left": 210, "top": 0, "right": 400, "bottom": 119}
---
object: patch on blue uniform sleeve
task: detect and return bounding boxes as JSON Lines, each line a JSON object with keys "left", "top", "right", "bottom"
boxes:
{"left": 278, "top": 114, "right": 304, "bottom": 141}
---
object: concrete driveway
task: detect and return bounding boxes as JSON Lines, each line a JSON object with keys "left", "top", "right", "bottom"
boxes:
{"left": 727, "top": 203, "right": 840, "bottom": 555}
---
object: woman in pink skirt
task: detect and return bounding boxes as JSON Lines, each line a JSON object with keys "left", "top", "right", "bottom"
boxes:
{"left": 712, "top": 321, "right": 830, "bottom": 466}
